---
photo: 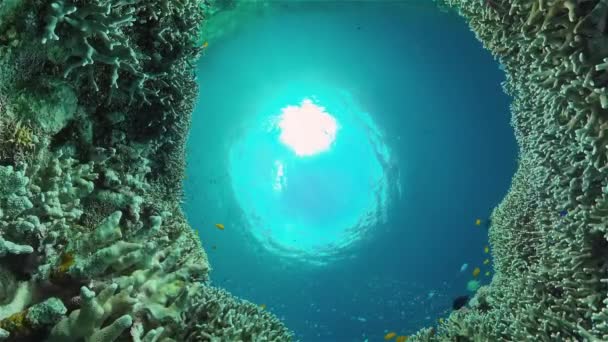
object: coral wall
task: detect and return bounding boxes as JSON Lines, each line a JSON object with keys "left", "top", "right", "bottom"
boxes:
{"left": 412, "top": 0, "right": 608, "bottom": 340}
{"left": 0, "top": 0, "right": 292, "bottom": 340}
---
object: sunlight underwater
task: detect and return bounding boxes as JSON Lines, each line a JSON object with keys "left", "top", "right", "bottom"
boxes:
{"left": 229, "top": 82, "right": 401, "bottom": 265}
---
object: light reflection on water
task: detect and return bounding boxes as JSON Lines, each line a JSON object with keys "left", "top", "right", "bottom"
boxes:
{"left": 228, "top": 83, "right": 399, "bottom": 264}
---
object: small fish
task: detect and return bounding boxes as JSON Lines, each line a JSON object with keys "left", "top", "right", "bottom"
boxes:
{"left": 472, "top": 267, "right": 481, "bottom": 278}
{"left": 485, "top": 271, "right": 491, "bottom": 276}
{"left": 467, "top": 279, "right": 481, "bottom": 292}
{"left": 559, "top": 210, "right": 568, "bottom": 217}
{"left": 484, "top": 246, "right": 489, "bottom": 253}
{"left": 260, "top": 304, "right": 266, "bottom": 310}
{"left": 452, "top": 295, "right": 469, "bottom": 310}
{"left": 212, "top": 245, "right": 217, "bottom": 250}
{"left": 396, "top": 336, "right": 408, "bottom": 342}
{"left": 215, "top": 223, "right": 224, "bottom": 230}
{"left": 438, "top": 318, "right": 444, "bottom": 324}
{"left": 460, "top": 263, "right": 468, "bottom": 272}
{"left": 202, "top": 41, "right": 208, "bottom": 48}
{"left": 475, "top": 218, "right": 482, "bottom": 226}
{"left": 483, "top": 259, "right": 490, "bottom": 265}
{"left": 384, "top": 332, "right": 397, "bottom": 340}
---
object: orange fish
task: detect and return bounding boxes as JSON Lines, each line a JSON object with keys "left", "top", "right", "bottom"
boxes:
{"left": 215, "top": 223, "right": 224, "bottom": 230}
{"left": 472, "top": 267, "right": 481, "bottom": 278}
{"left": 396, "top": 336, "right": 408, "bottom": 342}
{"left": 483, "top": 258, "right": 490, "bottom": 265}
{"left": 484, "top": 246, "right": 489, "bottom": 253}
{"left": 384, "top": 332, "right": 397, "bottom": 340}
{"left": 202, "top": 41, "right": 208, "bottom": 48}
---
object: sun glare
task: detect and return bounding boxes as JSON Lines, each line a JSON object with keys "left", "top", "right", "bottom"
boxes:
{"left": 276, "top": 99, "right": 338, "bottom": 156}
{"left": 229, "top": 86, "right": 395, "bottom": 264}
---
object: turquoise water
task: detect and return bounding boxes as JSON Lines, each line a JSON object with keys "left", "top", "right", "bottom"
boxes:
{"left": 184, "top": 2, "right": 516, "bottom": 340}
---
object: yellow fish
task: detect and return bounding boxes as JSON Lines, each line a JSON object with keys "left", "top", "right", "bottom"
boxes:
{"left": 384, "top": 332, "right": 397, "bottom": 340}
{"left": 484, "top": 246, "right": 489, "bottom": 253}
{"left": 215, "top": 223, "right": 224, "bottom": 230}
{"left": 475, "top": 218, "right": 481, "bottom": 226}
{"left": 483, "top": 258, "right": 490, "bottom": 265}
{"left": 202, "top": 41, "right": 208, "bottom": 48}
{"left": 438, "top": 318, "right": 444, "bottom": 324}
{"left": 260, "top": 304, "right": 266, "bottom": 310}
{"left": 472, "top": 267, "right": 481, "bottom": 278}
{"left": 485, "top": 271, "right": 491, "bottom": 276}
{"left": 396, "top": 336, "right": 408, "bottom": 342}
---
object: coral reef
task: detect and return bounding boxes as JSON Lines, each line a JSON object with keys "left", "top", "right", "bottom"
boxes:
{"left": 411, "top": 0, "right": 608, "bottom": 340}
{"left": 182, "top": 285, "right": 293, "bottom": 341}
{"left": 0, "top": 0, "right": 292, "bottom": 341}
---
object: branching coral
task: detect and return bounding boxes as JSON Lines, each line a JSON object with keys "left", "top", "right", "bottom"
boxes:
{"left": 48, "top": 285, "right": 133, "bottom": 342}
{"left": 411, "top": 0, "right": 608, "bottom": 340}
{"left": 182, "top": 285, "right": 293, "bottom": 341}
{"left": 41, "top": 0, "right": 144, "bottom": 96}
{"left": 40, "top": 0, "right": 203, "bottom": 108}
{"left": 0, "top": 0, "right": 294, "bottom": 340}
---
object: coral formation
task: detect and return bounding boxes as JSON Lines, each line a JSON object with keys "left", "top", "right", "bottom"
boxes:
{"left": 410, "top": 0, "right": 608, "bottom": 340}
{"left": 0, "top": 0, "right": 292, "bottom": 340}
{"left": 182, "top": 285, "right": 293, "bottom": 341}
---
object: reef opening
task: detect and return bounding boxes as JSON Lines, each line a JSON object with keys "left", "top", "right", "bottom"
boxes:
{"left": 228, "top": 84, "right": 395, "bottom": 265}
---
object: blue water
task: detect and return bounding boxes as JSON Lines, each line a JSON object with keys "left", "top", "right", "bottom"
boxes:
{"left": 184, "top": 2, "right": 516, "bottom": 341}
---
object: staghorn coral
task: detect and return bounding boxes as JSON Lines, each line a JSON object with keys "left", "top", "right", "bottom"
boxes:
{"left": 410, "top": 0, "right": 608, "bottom": 340}
{"left": 40, "top": 0, "right": 204, "bottom": 108}
{"left": 41, "top": 0, "right": 146, "bottom": 98}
